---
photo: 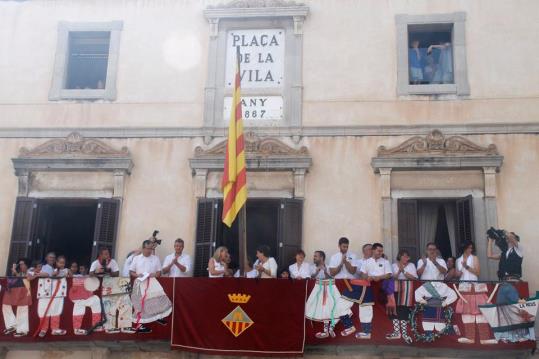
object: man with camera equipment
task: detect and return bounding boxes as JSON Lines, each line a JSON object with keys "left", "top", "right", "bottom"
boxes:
{"left": 90, "top": 248, "right": 120, "bottom": 277}
{"left": 486, "top": 227, "right": 523, "bottom": 280}
{"left": 162, "top": 238, "right": 192, "bottom": 278}
{"left": 129, "top": 239, "right": 172, "bottom": 333}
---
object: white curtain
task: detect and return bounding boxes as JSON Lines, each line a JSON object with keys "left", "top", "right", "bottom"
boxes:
{"left": 444, "top": 203, "right": 457, "bottom": 257}
{"left": 418, "top": 203, "right": 439, "bottom": 254}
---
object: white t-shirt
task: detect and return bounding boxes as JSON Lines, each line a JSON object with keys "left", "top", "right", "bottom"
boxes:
{"left": 162, "top": 253, "right": 192, "bottom": 278}
{"left": 288, "top": 262, "right": 312, "bottom": 279}
{"left": 360, "top": 257, "right": 392, "bottom": 277}
{"left": 417, "top": 257, "right": 447, "bottom": 280}
{"left": 122, "top": 254, "right": 136, "bottom": 277}
{"left": 234, "top": 269, "right": 259, "bottom": 278}
{"left": 129, "top": 254, "right": 161, "bottom": 275}
{"left": 392, "top": 262, "right": 418, "bottom": 280}
{"left": 208, "top": 258, "right": 225, "bottom": 278}
{"left": 456, "top": 255, "right": 478, "bottom": 281}
{"left": 254, "top": 258, "right": 278, "bottom": 278}
{"left": 328, "top": 252, "right": 358, "bottom": 279}
{"left": 90, "top": 259, "right": 120, "bottom": 274}
{"left": 41, "top": 264, "right": 54, "bottom": 276}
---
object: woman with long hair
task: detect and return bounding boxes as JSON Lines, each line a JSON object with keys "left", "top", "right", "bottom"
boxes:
{"left": 208, "top": 246, "right": 228, "bottom": 278}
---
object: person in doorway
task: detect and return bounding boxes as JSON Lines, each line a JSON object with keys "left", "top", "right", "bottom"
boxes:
{"left": 417, "top": 243, "right": 447, "bottom": 280}
{"left": 129, "top": 240, "right": 172, "bottom": 333}
{"left": 386, "top": 249, "right": 417, "bottom": 342}
{"left": 33, "top": 252, "right": 67, "bottom": 337}
{"left": 68, "top": 262, "right": 79, "bottom": 277}
{"left": 90, "top": 248, "right": 120, "bottom": 277}
{"left": 289, "top": 249, "right": 311, "bottom": 279}
{"left": 353, "top": 244, "right": 372, "bottom": 279}
{"left": 208, "top": 246, "right": 228, "bottom": 278}
{"left": 3, "top": 258, "right": 32, "bottom": 337}
{"left": 54, "top": 256, "right": 69, "bottom": 277}
{"left": 79, "top": 264, "right": 88, "bottom": 276}
{"left": 453, "top": 241, "right": 497, "bottom": 344}
{"left": 254, "top": 245, "right": 278, "bottom": 278}
{"left": 329, "top": 237, "right": 358, "bottom": 279}
{"left": 311, "top": 250, "right": 331, "bottom": 280}
{"left": 162, "top": 238, "right": 192, "bottom": 278}
{"left": 445, "top": 257, "right": 459, "bottom": 281}
{"left": 27, "top": 260, "right": 42, "bottom": 278}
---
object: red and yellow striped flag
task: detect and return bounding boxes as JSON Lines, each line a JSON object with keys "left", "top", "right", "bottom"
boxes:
{"left": 221, "top": 47, "right": 247, "bottom": 227}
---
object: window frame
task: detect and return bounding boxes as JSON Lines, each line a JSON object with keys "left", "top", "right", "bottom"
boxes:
{"left": 49, "top": 21, "right": 123, "bottom": 101}
{"left": 396, "top": 12, "right": 470, "bottom": 97}
{"left": 203, "top": 5, "right": 308, "bottom": 128}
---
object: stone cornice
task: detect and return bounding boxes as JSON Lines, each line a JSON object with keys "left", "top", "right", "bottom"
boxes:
{"left": 204, "top": 1, "right": 308, "bottom": 20}
{"left": 0, "top": 123, "right": 537, "bottom": 139}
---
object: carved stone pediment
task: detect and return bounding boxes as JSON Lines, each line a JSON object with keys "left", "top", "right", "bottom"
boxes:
{"left": 19, "top": 132, "right": 129, "bottom": 158}
{"left": 208, "top": 0, "right": 303, "bottom": 9}
{"left": 195, "top": 134, "right": 308, "bottom": 158}
{"left": 377, "top": 130, "right": 498, "bottom": 157}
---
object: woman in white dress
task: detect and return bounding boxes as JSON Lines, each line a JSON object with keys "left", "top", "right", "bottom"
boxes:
{"left": 254, "top": 245, "right": 278, "bottom": 278}
{"left": 207, "top": 246, "right": 228, "bottom": 278}
{"left": 288, "top": 249, "right": 312, "bottom": 279}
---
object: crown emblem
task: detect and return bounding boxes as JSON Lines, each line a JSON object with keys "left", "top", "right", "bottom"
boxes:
{"left": 228, "top": 293, "right": 251, "bottom": 304}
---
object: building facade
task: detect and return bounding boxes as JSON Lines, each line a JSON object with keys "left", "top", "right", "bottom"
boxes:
{"left": 1, "top": 0, "right": 538, "bottom": 295}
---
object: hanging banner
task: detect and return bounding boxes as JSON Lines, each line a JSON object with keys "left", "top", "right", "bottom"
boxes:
{"left": 171, "top": 278, "right": 308, "bottom": 356}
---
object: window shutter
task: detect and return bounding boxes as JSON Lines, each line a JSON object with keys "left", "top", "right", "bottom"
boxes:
{"left": 456, "top": 195, "right": 474, "bottom": 246}
{"left": 92, "top": 198, "right": 120, "bottom": 260}
{"left": 7, "top": 198, "right": 38, "bottom": 275}
{"left": 397, "top": 199, "right": 419, "bottom": 263}
{"left": 194, "top": 198, "right": 220, "bottom": 277}
{"left": 277, "top": 199, "right": 303, "bottom": 272}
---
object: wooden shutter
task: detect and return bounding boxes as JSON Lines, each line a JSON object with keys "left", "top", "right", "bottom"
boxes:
{"left": 277, "top": 199, "right": 303, "bottom": 271}
{"left": 194, "top": 198, "right": 220, "bottom": 277}
{"left": 397, "top": 199, "right": 419, "bottom": 263}
{"left": 91, "top": 198, "right": 120, "bottom": 260}
{"left": 456, "top": 195, "right": 474, "bottom": 246}
{"left": 7, "top": 198, "right": 38, "bottom": 274}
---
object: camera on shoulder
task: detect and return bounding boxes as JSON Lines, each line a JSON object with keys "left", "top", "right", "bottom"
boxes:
{"left": 487, "top": 227, "right": 508, "bottom": 252}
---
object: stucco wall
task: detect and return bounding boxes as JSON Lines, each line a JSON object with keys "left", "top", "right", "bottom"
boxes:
{"left": 0, "top": 134, "right": 537, "bottom": 289}
{"left": 1, "top": 0, "right": 539, "bottom": 128}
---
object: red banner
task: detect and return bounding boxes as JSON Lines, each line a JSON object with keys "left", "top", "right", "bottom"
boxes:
{"left": 171, "top": 278, "right": 308, "bottom": 356}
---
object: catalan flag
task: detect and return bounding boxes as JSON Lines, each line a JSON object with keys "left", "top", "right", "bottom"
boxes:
{"left": 221, "top": 46, "right": 247, "bottom": 227}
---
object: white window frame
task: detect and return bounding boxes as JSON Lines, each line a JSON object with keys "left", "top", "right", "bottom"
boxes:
{"left": 49, "top": 21, "right": 123, "bottom": 101}
{"left": 396, "top": 12, "right": 470, "bottom": 96}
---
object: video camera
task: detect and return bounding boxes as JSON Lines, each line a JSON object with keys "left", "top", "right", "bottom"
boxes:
{"left": 487, "top": 227, "right": 508, "bottom": 252}
{"left": 150, "top": 230, "right": 162, "bottom": 245}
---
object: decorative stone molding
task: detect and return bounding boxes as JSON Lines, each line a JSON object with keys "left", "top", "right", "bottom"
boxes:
{"left": 12, "top": 132, "right": 133, "bottom": 198}
{"left": 19, "top": 132, "right": 129, "bottom": 158}
{"left": 190, "top": 135, "right": 311, "bottom": 198}
{"left": 372, "top": 130, "right": 503, "bottom": 173}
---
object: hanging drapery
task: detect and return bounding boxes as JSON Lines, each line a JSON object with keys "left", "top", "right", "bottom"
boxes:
{"left": 418, "top": 202, "right": 439, "bottom": 254}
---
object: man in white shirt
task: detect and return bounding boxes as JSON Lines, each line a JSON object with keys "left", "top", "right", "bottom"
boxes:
{"left": 311, "top": 250, "right": 330, "bottom": 279}
{"left": 162, "top": 238, "right": 192, "bottom": 278}
{"left": 417, "top": 242, "right": 447, "bottom": 280}
{"left": 129, "top": 240, "right": 172, "bottom": 333}
{"left": 90, "top": 248, "right": 120, "bottom": 277}
{"left": 353, "top": 244, "right": 372, "bottom": 279}
{"left": 329, "top": 237, "right": 357, "bottom": 279}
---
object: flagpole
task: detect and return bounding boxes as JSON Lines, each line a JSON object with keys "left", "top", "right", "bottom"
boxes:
{"left": 238, "top": 203, "right": 247, "bottom": 276}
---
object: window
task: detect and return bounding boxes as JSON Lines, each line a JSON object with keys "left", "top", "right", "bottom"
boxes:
{"left": 396, "top": 12, "right": 469, "bottom": 96}
{"left": 66, "top": 31, "right": 110, "bottom": 90}
{"left": 407, "top": 24, "right": 453, "bottom": 85}
{"left": 49, "top": 21, "right": 123, "bottom": 101}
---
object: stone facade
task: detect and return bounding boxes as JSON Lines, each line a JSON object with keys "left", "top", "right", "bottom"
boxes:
{"left": 0, "top": 0, "right": 538, "bottom": 293}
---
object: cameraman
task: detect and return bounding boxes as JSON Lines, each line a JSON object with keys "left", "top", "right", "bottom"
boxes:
{"left": 90, "top": 248, "right": 119, "bottom": 277}
{"left": 487, "top": 230, "right": 523, "bottom": 280}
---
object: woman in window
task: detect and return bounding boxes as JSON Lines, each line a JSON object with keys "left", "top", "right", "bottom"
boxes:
{"left": 445, "top": 256, "right": 459, "bottom": 281}
{"left": 207, "top": 246, "right": 229, "bottom": 278}
{"left": 454, "top": 241, "right": 496, "bottom": 344}
{"left": 254, "top": 245, "right": 278, "bottom": 279}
